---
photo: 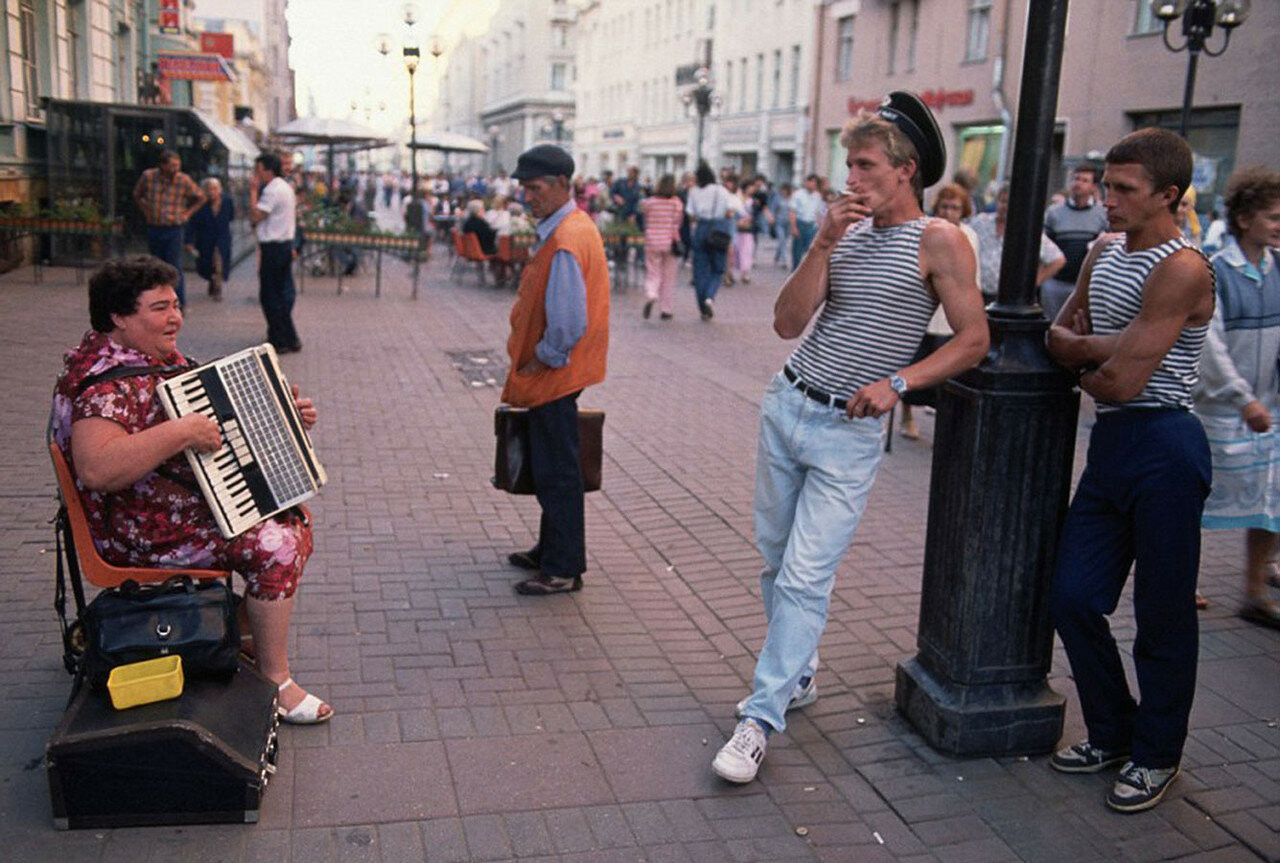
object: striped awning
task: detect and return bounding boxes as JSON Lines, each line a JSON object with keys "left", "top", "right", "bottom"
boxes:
{"left": 156, "top": 52, "right": 236, "bottom": 82}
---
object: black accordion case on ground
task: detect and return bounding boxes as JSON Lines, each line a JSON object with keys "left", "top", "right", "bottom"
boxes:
{"left": 46, "top": 659, "right": 279, "bottom": 829}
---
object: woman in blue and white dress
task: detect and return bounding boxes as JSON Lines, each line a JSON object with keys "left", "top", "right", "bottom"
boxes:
{"left": 1193, "top": 166, "right": 1280, "bottom": 629}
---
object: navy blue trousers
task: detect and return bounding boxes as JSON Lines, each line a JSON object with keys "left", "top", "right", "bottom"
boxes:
{"left": 529, "top": 391, "right": 585, "bottom": 580}
{"left": 1051, "top": 408, "right": 1210, "bottom": 769}
{"left": 147, "top": 225, "right": 186, "bottom": 307}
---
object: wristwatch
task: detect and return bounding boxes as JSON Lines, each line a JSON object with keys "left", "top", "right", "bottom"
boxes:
{"left": 889, "top": 375, "right": 909, "bottom": 397}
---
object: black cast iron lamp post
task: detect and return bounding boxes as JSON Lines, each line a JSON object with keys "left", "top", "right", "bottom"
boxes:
{"left": 376, "top": 3, "right": 422, "bottom": 217}
{"left": 681, "top": 67, "right": 719, "bottom": 164}
{"left": 1153, "top": 0, "right": 1250, "bottom": 138}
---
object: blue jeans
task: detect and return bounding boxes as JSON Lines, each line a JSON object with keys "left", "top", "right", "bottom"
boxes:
{"left": 692, "top": 219, "right": 730, "bottom": 306}
{"left": 740, "top": 372, "right": 885, "bottom": 733}
{"left": 791, "top": 221, "right": 817, "bottom": 271}
{"left": 147, "top": 225, "right": 186, "bottom": 306}
{"left": 1050, "top": 409, "right": 1210, "bottom": 769}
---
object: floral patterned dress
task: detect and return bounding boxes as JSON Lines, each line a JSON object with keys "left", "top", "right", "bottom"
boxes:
{"left": 50, "top": 331, "right": 311, "bottom": 600}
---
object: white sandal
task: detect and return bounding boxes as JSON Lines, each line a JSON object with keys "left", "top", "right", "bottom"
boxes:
{"left": 276, "top": 677, "right": 333, "bottom": 725}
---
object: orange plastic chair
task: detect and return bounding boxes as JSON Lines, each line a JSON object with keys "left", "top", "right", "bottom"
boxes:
{"left": 458, "top": 232, "right": 497, "bottom": 285}
{"left": 49, "top": 442, "right": 231, "bottom": 589}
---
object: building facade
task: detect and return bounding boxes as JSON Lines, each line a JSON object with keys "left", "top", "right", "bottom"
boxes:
{"left": 574, "top": 0, "right": 814, "bottom": 184}
{"left": 476, "top": 0, "right": 577, "bottom": 176}
{"left": 811, "top": 0, "right": 1280, "bottom": 213}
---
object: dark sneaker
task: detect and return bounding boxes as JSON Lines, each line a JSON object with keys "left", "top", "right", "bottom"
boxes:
{"left": 1106, "top": 762, "right": 1180, "bottom": 813}
{"left": 643, "top": 300, "right": 654, "bottom": 319}
{"left": 712, "top": 718, "right": 767, "bottom": 784}
{"left": 1050, "top": 740, "right": 1130, "bottom": 774}
{"left": 734, "top": 676, "right": 817, "bottom": 719}
{"left": 507, "top": 549, "right": 541, "bottom": 570}
{"left": 514, "top": 574, "right": 582, "bottom": 595}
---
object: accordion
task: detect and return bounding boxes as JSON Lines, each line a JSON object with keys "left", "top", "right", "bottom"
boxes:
{"left": 157, "top": 344, "right": 326, "bottom": 538}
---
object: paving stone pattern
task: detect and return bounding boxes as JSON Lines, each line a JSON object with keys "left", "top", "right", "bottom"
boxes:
{"left": 0, "top": 243, "right": 1276, "bottom": 862}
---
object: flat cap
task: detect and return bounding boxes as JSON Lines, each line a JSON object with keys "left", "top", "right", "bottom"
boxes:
{"left": 876, "top": 91, "right": 946, "bottom": 189}
{"left": 511, "top": 144, "right": 575, "bottom": 180}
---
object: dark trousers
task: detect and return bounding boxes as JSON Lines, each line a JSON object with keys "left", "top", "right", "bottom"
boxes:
{"left": 258, "top": 241, "right": 300, "bottom": 350}
{"left": 147, "top": 225, "right": 186, "bottom": 306}
{"left": 692, "top": 220, "right": 729, "bottom": 306}
{"left": 1050, "top": 409, "right": 1210, "bottom": 769}
{"left": 529, "top": 391, "right": 585, "bottom": 579}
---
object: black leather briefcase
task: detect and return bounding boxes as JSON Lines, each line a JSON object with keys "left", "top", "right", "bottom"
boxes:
{"left": 46, "top": 658, "right": 278, "bottom": 829}
{"left": 493, "top": 405, "right": 604, "bottom": 495}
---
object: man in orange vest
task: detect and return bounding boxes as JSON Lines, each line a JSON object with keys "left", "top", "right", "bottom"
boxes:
{"left": 502, "top": 145, "right": 611, "bottom": 595}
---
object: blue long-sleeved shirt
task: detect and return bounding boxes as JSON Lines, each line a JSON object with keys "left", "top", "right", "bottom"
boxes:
{"left": 533, "top": 199, "right": 588, "bottom": 368}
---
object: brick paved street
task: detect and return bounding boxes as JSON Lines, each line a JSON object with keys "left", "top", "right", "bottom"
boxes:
{"left": 1, "top": 243, "right": 1277, "bottom": 862}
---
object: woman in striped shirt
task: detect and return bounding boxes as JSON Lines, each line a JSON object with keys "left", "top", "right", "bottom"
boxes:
{"left": 640, "top": 174, "right": 685, "bottom": 320}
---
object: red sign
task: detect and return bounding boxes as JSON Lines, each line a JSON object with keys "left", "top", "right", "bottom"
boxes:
{"left": 847, "top": 88, "right": 975, "bottom": 115}
{"left": 200, "top": 33, "right": 235, "bottom": 58}
{"left": 158, "top": 0, "right": 181, "bottom": 35}
{"left": 156, "top": 53, "right": 235, "bottom": 82}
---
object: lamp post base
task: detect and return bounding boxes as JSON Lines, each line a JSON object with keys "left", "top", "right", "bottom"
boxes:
{"left": 895, "top": 657, "right": 1064, "bottom": 757}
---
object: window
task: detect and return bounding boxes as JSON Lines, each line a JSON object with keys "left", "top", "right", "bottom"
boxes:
{"left": 888, "top": 1, "right": 899, "bottom": 75}
{"left": 836, "top": 15, "right": 854, "bottom": 82}
{"left": 739, "top": 57, "right": 747, "bottom": 112}
{"left": 906, "top": 0, "right": 919, "bottom": 72}
{"left": 789, "top": 45, "right": 800, "bottom": 106}
{"left": 553, "top": 24, "right": 568, "bottom": 49}
{"left": 772, "top": 49, "right": 782, "bottom": 108}
{"left": 724, "top": 60, "right": 733, "bottom": 112}
{"left": 966, "top": 0, "right": 992, "bottom": 62}
{"left": 19, "top": 0, "right": 39, "bottom": 116}
{"left": 755, "top": 53, "right": 764, "bottom": 111}
{"left": 551, "top": 62, "right": 567, "bottom": 91}
{"left": 1132, "top": 0, "right": 1163, "bottom": 35}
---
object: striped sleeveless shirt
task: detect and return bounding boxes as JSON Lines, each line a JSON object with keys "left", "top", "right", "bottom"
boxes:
{"left": 787, "top": 216, "right": 936, "bottom": 395}
{"left": 1088, "top": 235, "right": 1210, "bottom": 412}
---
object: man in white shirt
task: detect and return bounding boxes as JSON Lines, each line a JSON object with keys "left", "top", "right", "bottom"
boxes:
{"left": 788, "top": 174, "right": 824, "bottom": 270}
{"left": 249, "top": 153, "right": 301, "bottom": 353}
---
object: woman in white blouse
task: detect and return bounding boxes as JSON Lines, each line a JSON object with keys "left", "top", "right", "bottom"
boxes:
{"left": 685, "top": 162, "right": 744, "bottom": 321}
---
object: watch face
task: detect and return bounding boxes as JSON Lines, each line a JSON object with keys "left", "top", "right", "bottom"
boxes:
{"left": 891, "top": 376, "right": 907, "bottom": 394}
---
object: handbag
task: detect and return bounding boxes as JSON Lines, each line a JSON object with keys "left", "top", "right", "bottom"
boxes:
{"left": 80, "top": 575, "right": 239, "bottom": 689}
{"left": 705, "top": 228, "right": 732, "bottom": 252}
{"left": 493, "top": 405, "right": 604, "bottom": 495}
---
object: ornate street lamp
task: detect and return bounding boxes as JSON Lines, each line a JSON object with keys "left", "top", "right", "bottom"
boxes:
{"left": 1152, "top": 0, "right": 1251, "bottom": 137}
{"left": 551, "top": 109, "right": 566, "bottom": 144}
{"left": 681, "top": 67, "right": 720, "bottom": 165}
{"left": 376, "top": 3, "right": 423, "bottom": 228}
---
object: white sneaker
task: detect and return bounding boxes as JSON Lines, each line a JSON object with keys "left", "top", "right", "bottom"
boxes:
{"left": 734, "top": 677, "right": 817, "bottom": 719}
{"left": 712, "top": 718, "right": 768, "bottom": 783}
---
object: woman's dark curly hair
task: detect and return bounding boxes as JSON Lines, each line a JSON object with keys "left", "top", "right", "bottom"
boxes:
{"left": 88, "top": 255, "right": 180, "bottom": 332}
{"left": 1224, "top": 165, "right": 1280, "bottom": 238}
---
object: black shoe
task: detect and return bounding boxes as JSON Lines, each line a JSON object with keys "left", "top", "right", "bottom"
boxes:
{"left": 1106, "top": 762, "right": 1180, "bottom": 813}
{"left": 1050, "top": 740, "right": 1130, "bottom": 774}
{"left": 514, "top": 574, "right": 582, "bottom": 595}
{"left": 643, "top": 300, "right": 654, "bottom": 319}
{"left": 660, "top": 312, "right": 673, "bottom": 321}
{"left": 507, "top": 549, "right": 541, "bottom": 570}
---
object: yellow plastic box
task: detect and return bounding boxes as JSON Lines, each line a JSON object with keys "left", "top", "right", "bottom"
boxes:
{"left": 107, "top": 655, "right": 184, "bottom": 710}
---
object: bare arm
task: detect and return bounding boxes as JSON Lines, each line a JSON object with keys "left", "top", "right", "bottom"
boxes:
{"left": 773, "top": 193, "right": 871, "bottom": 339}
{"left": 1036, "top": 254, "right": 1066, "bottom": 287}
{"left": 1046, "top": 238, "right": 1118, "bottom": 369}
{"left": 1079, "top": 250, "right": 1214, "bottom": 403}
{"left": 845, "top": 220, "right": 989, "bottom": 418}
{"left": 249, "top": 184, "right": 268, "bottom": 225}
{"left": 183, "top": 184, "right": 207, "bottom": 224}
{"left": 71, "top": 415, "right": 221, "bottom": 493}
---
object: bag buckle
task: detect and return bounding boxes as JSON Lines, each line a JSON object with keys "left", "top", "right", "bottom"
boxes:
{"left": 156, "top": 623, "right": 172, "bottom": 639}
